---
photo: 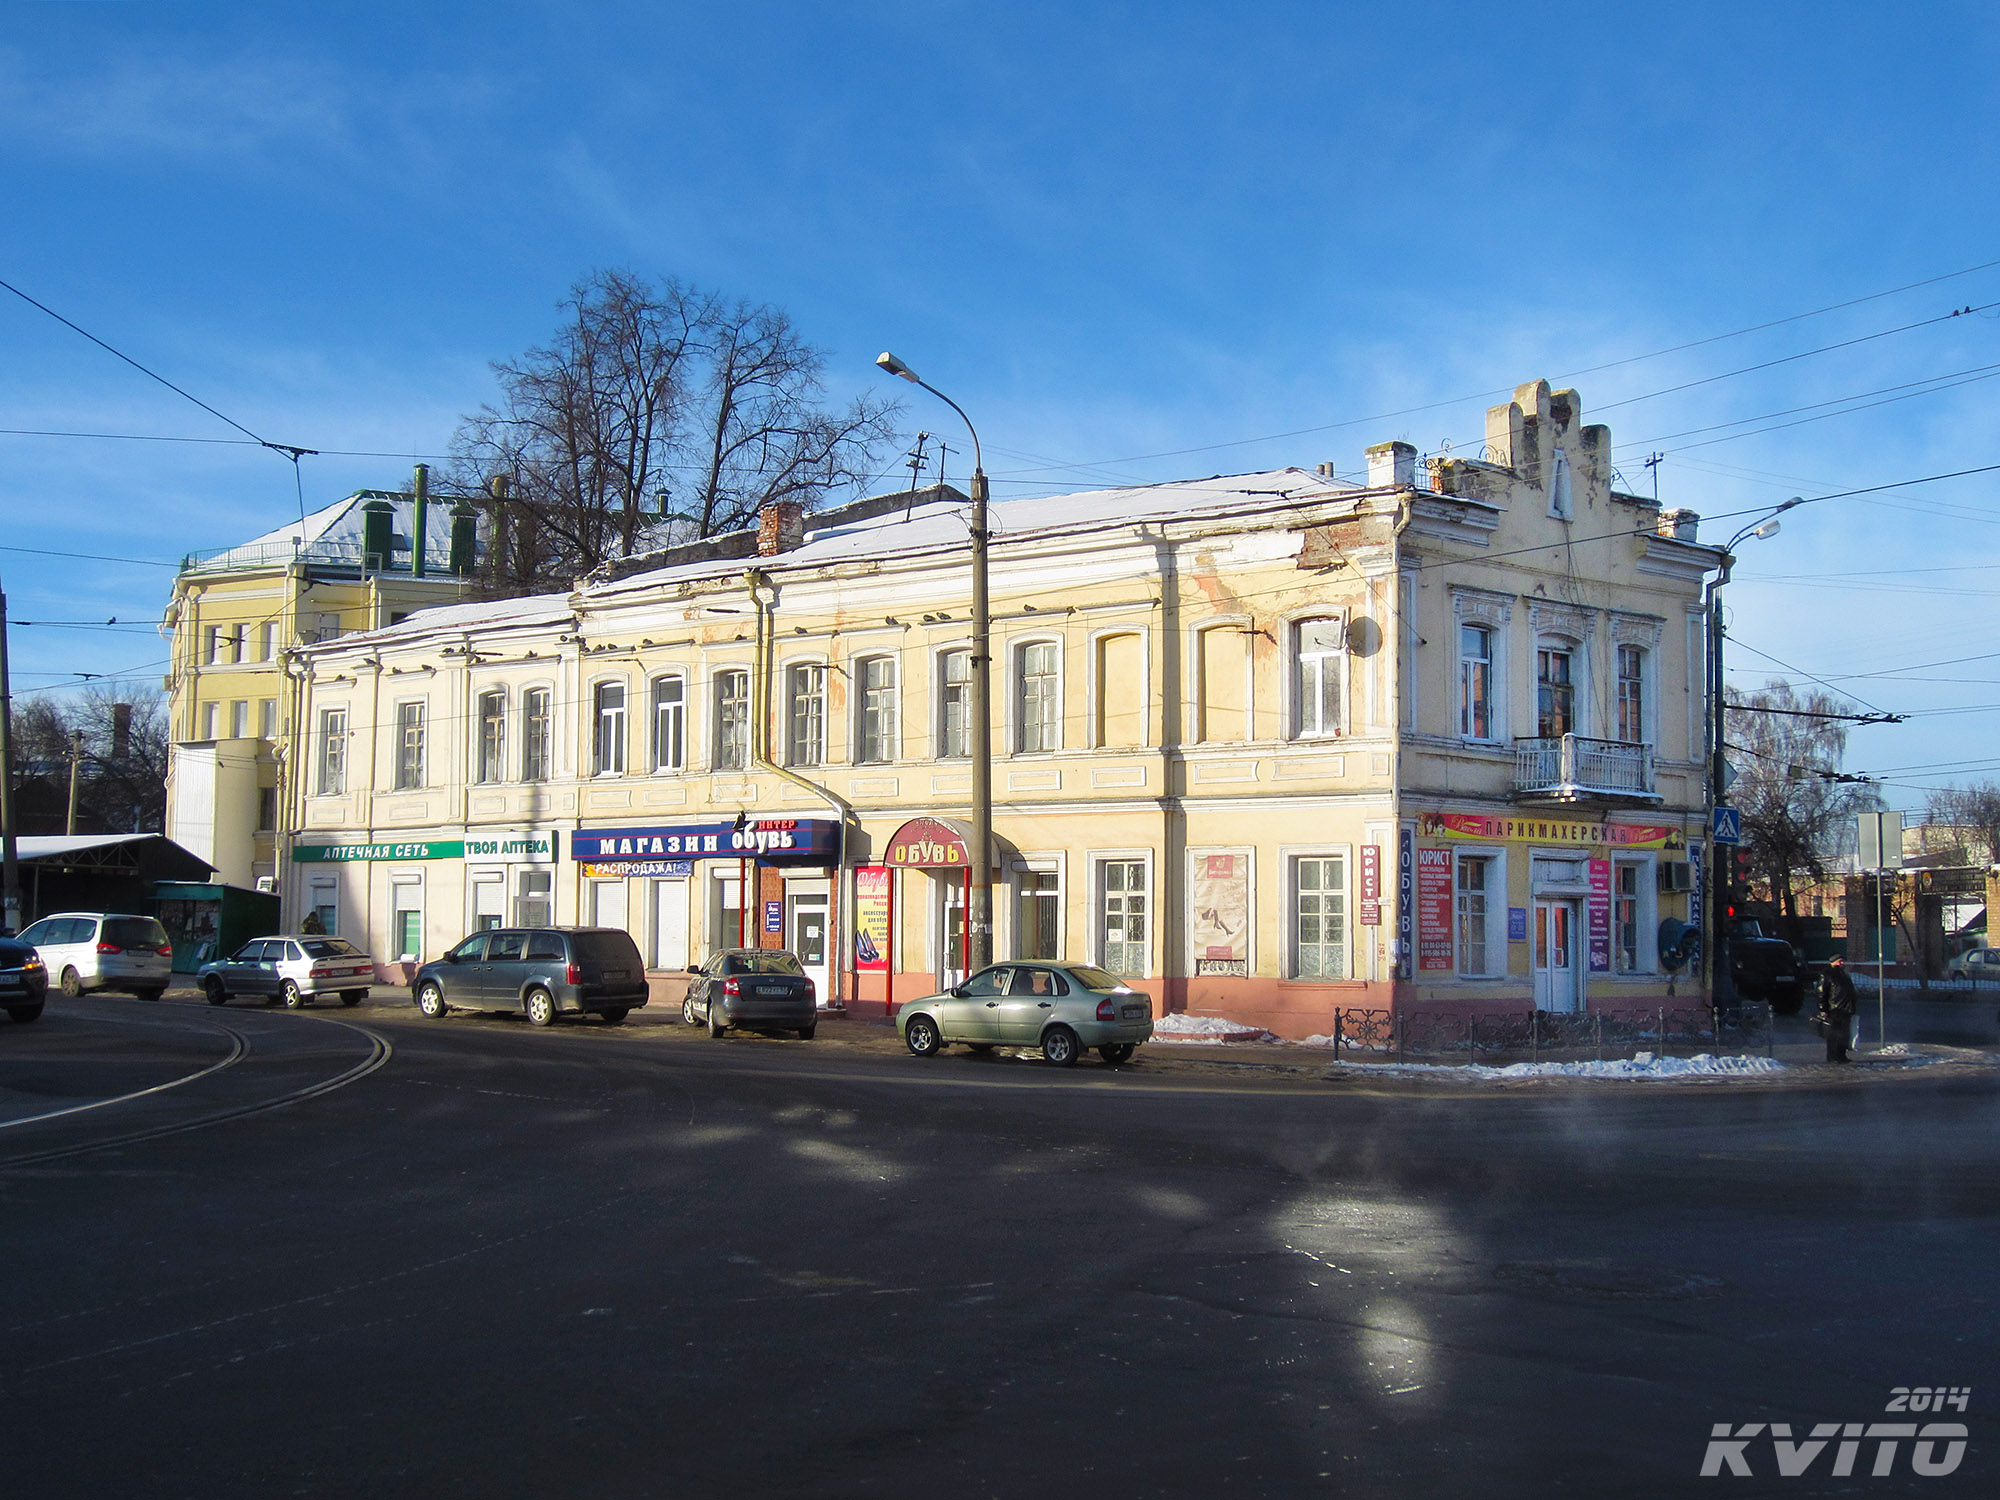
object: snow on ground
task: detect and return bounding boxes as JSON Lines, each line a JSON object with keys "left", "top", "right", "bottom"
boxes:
{"left": 1151, "top": 1013, "right": 1276, "bottom": 1043}
{"left": 1321, "top": 1051, "right": 1786, "bottom": 1080}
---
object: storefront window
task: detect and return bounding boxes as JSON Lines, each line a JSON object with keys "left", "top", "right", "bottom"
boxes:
{"left": 1098, "top": 859, "right": 1147, "bottom": 975}
{"left": 1292, "top": 854, "right": 1347, "bottom": 978}
{"left": 1017, "top": 869, "right": 1059, "bottom": 960}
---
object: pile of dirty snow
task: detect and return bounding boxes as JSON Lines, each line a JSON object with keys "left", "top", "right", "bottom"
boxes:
{"left": 1325, "top": 1050, "right": 1784, "bottom": 1080}
{"left": 1152, "top": 1013, "right": 1275, "bottom": 1044}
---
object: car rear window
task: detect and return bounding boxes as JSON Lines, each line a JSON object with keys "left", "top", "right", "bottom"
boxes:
{"left": 301, "top": 939, "right": 364, "bottom": 959}
{"left": 1065, "top": 966, "right": 1129, "bottom": 992}
{"left": 723, "top": 951, "right": 804, "bottom": 976}
{"left": 104, "top": 917, "right": 167, "bottom": 949}
{"left": 569, "top": 931, "right": 642, "bottom": 963}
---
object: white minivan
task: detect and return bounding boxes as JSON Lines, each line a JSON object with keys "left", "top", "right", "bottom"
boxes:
{"left": 16, "top": 912, "right": 174, "bottom": 1000}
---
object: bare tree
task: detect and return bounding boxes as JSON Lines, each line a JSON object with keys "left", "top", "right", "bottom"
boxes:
{"left": 10, "top": 686, "right": 168, "bottom": 835}
{"left": 454, "top": 270, "right": 900, "bottom": 591}
{"left": 1726, "top": 679, "right": 1881, "bottom": 919}
{"left": 1924, "top": 781, "right": 2000, "bottom": 866}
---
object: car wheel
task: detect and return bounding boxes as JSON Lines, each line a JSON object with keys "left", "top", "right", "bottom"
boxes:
{"left": 415, "top": 982, "right": 450, "bottom": 1019}
{"left": 1099, "top": 1043, "right": 1135, "bottom": 1064}
{"left": 525, "top": 988, "right": 557, "bottom": 1028}
{"left": 682, "top": 994, "right": 698, "bottom": 1026}
{"left": 135, "top": 988, "right": 164, "bottom": 1003}
{"left": 204, "top": 978, "right": 229, "bottom": 1006}
{"left": 340, "top": 990, "right": 366, "bottom": 1007}
{"left": 1041, "top": 1025, "right": 1080, "bottom": 1067}
{"left": 903, "top": 1014, "right": 942, "bottom": 1057}
{"left": 599, "top": 1008, "right": 628, "bottom": 1025}
{"left": 797, "top": 1022, "right": 816, "bottom": 1040}
{"left": 8, "top": 1003, "right": 43, "bottom": 1024}
{"left": 280, "top": 979, "right": 307, "bottom": 1010}
{"left": 966, "top": 1042, "right": 995, "bottom": 1053}
{"left": 707, "top": 1002, "right": 727, "bottom": 1038}
{"left": 60, "top": 967, "right": 84, "bottom": 999}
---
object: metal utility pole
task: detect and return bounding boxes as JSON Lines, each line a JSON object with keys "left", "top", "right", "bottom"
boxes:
{"left": 65, "top": 729, "right": 84, "bottom": 836}
{"left": 876, "top": 353, "right": 993, "bottom": 972}
{"left": 0, "top": 571, "right": 19, "bottom": 933}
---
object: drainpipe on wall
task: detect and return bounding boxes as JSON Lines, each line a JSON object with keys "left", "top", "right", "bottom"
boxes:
{"left": 745, "top": 567, "right": 858, "bottom": 1011}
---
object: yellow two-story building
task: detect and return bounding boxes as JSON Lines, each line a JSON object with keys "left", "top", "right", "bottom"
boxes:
{"left": 287, "top": 381, "right": 1720, "bottom": 1035}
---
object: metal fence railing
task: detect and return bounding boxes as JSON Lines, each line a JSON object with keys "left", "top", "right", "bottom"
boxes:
{"left": 1324, "top": 1002, "right": 1773, "bottom": 1065}
{"left": 1513, "top": 734, "right": 1656, "bottom": 798}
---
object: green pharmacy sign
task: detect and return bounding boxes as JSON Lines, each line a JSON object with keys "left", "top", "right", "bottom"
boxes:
{"left": 292, "top": 840, "right": 466, "bottom": 863}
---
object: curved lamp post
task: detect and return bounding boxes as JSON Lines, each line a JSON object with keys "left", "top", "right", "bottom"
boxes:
{"left": 1705, "top": 497, "right": 1800, "bottom": 1013}
{"left": 875, "top": 352, "right": 993, "bottom": 973}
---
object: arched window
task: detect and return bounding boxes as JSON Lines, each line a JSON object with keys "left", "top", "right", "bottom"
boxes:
{"left": 651, "top": 674, "right": 685, "bottom": 771}
{"left": 714, "top": 670, "right": 750, "bottom": 770}
{"left": 520, "top": 688, "right": 552, "bottom": 782}
{"left": 1292, "top": 619, "right": 1343, "bottom": 738}
{"left": 593, "top": 681, "right": 628, "bottom": 775}
{"left": 1017, "top": 641, "right": 1061, "bottom": 752}
{"left": 855, "top": 656, "right": 898, "bottom": 763}
{"left": 476, "top": 689, "right": 507, "bottom": 783}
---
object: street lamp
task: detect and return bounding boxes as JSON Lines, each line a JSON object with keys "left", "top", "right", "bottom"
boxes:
{"left": 1705, "top": 497, "right": 1801, "bottom": 1015}
{"left": 875, "top": 352, "right": 994, "bottom": 973}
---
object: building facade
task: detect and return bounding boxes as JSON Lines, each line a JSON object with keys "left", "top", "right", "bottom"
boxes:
{"left": 162, "top": 481, "right": 479, "bottom": 891}
{"left": 287, "top": 381, "right": 1720, "bottom": 1035}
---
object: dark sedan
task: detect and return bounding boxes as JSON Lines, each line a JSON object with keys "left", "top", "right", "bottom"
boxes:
{"left": 683, "top": 949, "right": 817, "bottom": 1038}
{"left": 2, "top": 937, "right": 47, "bottom": 1023}
{"left": 413, "top": 926, "right": 649, "bottom": 1026}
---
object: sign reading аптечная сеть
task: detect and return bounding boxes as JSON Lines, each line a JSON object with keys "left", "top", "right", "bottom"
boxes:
{"left": 292, "top": 840, "right": 466, "bottom": 862}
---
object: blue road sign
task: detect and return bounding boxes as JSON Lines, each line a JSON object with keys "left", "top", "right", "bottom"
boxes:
{"left": 1712, "top": 806, "right": 1742, "bottom": 845}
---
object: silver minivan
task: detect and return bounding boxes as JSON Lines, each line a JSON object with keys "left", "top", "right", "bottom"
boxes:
{"left": 16, "top": 912, "right": 173, "bottom": 1000}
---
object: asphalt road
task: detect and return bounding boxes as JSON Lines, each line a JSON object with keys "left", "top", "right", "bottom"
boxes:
{"left": 2, "top": 992, "right": 1994, "bottom": 1499}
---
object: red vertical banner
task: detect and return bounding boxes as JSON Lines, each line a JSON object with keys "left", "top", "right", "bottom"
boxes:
{"left": 1587, "top": 858, "right": 1612, "bottom": 973}
{"left": 853, "top": 866, "right": 891, "bottom": 972}
{"left": 1417, "top": 847, "right": 1454, "bottom": 971}
{"left": 1359, "top": 845, "right": 1382, "bottom": 926}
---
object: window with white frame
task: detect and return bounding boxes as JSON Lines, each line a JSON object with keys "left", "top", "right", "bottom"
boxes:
{"left": 714, "top": 669, "right": 750, "bottom": 771}
{"left": 937, "top": 649, "right": 971, "bottom": 758}
{"left": 1017, "top": 641, "right": 1060, "bottom": 752}
{"left": 257, "top": 621, "right": 276, "bottom": 661}
{"left": 521, "top": 688, "right": 552, "bottom": 782}
{"left": 1460, "top": 624, "right": 1493, "bottom": 740}
{"left": 1616, "top": 644, "right": 1646, "bottom": 746}
{"left": 230, "top": 700, "right": 249, "bottom": 738}
{"left": 394, "top": 701, "right": 426, "bottom": 790}
{"left": 316, "top": 708, "right": 347, "bottom": 795}
{"left": 1016, "top": 866, "right": 1060, "bottom": 960}
{"left": 1456, "top": 853, "right": 1499, "bottom": 977}
{"left": 1291, "top": 854, "right": 1347, "bottom": 978}
{"left": 856, "top": 655, "right": 897, "bottom": 763}
{"left": 258, "top": 698, "right": 278, "bottom": 738}
{"left": 200, "top": 701, "right": 219, "bottom": 739}
{"left": 1293, "top": 619, "right": 1343, "bottom": 738}
{"left": 476, "top": 690, "right": 507, "bottom": 783}
{"left": 651, "top": 675, "right": 685, "bottom": 771}
{"left": 593, "top": 681, "right": 627, "bottom": 775}
{"left": 1614, "top": 860, "right": 1651, "bottom": 973}
{"left": 203, "top": 625, "right": 223, "bottom": 665}
{"left": 787, "top": 663, "right": 826, "bottom": 767}
{"left": 1536, "top": 646, "right": 1575, "bottom": 738}
{"left": 1098, "top": 859, "right": 1148, "bottom": 975}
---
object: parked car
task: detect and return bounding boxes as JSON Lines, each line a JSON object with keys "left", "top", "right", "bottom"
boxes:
{"left": 897, "top": 962, "right": 1154, "bottom": 1066}
{"left": 412, "top": 927, "right": 648, "bottom": 1026}
{"left": 1726, "top": 920, "right": 1804, "bottom": 1014}
{"left": 683, "top": 949, "right": 817, "bottom": 1038}
{"left": 15, "top": 912, "right": 172, "bottom": 1001}
{"left": 1945, "top": 944, "right": 1998, "bottom": 980}
{"left": 196, "top": 935, "right": 375, "bottom": 1008}
{"left": 1, "top": 936, "right": 48, "bottom": 1023}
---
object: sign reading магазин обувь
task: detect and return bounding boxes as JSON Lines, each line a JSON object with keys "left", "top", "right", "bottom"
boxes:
{"left": 571, "top": 818, "right": 839, "bottom": 864}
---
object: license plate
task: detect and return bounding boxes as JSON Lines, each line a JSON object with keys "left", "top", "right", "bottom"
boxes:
{"left": 1121, "top": 1005, "right": 1147, "bottom": 1020}
{"left": 758, "top": 985, "right": 789, "bottom": 997}
{"left": 601, "top": 969, "right": 628, "bottom": 981}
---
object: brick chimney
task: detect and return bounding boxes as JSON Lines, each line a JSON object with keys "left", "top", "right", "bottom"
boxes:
{"left": 756, "top": 500, "right": 806, "bottom": 557}
{"left": 1365, "top": 441, "right": 1417, "bottom": 489}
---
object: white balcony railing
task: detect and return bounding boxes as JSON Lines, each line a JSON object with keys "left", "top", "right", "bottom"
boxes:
{"left": 1513, "top": 734, "right": 1657, "bottom": 802}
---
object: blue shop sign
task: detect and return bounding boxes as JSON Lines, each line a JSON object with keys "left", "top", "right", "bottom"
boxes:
{"left": 572, "top": 817, "right": 838, "bottom": 864}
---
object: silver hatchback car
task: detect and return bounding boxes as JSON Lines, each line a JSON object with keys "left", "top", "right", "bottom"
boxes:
{"left": 16, "top": 912, "right": 173, "bottom": 1000}
{"left": 196, "top": 935, "right": 376, "bottom": 1008}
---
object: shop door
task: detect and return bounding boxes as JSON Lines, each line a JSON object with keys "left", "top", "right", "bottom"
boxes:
{"left": 1534, "top": 899, "right": 1581, "bottom": 1013}
{"left": 788, "top": 893, "right": 830, "bottom": 1008}
{"left": 939, "top": 875, "right": 969, "bottom": 989}
{"left": 652, "top": 879, "right": 689, "bottom": 971}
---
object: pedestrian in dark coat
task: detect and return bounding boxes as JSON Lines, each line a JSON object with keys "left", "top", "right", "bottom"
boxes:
{"left": 1818, "top": 957, "right": 1858, "bottom": 1063}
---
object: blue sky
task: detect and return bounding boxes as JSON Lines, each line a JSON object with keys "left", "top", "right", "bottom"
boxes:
{"left": 4, "top": 1, "right": 1998, "bottom": 809}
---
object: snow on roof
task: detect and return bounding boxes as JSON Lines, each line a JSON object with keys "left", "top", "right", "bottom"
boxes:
{"left": 311, "top": 590, "right": 576, "bottom": 651}
{"left": 597, "top": 468, "right": 1354, "bottom": 595}
{"left": 185, "top": 491, "right": 468, "bottom": 574}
